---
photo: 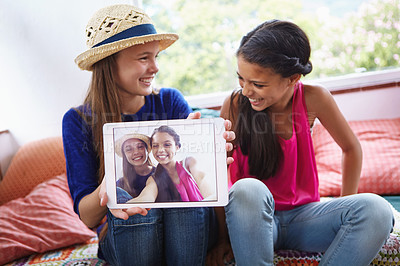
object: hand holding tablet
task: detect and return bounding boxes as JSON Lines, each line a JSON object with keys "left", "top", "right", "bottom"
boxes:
{"left": 103, "top": 118, "right": 229, "bottom": 209}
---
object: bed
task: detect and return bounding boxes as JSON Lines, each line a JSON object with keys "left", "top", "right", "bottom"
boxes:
{"left": 0, "top": 83, "right": 399, "bottom": 265}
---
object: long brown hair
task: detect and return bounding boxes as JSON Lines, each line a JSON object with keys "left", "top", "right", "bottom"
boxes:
{"left": 120, "top": 139, "right": 153, "bottom": 196}
{"left": 150, "top": 125, "right": 182, "bottom": 202}
{"left": 81, "top": 55, "right": 122, "bottom": 183}
{"left": 230, "top": 90, "right": 282, "bottom": 179}
{"left": 233, "top": 20, "right": 312, "bottom": 180}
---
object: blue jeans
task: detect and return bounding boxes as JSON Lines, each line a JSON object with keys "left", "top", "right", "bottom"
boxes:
{"left": 116, "top": 187, "right": 133, "bottom": 204}
{"left": 225, "top": 178, "right": 394, "bottom": 266}
{"left": 99, "top": 207, "right": 217, "bottom": 266}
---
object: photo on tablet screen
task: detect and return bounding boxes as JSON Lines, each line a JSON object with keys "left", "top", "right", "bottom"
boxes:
{"left": 103, "top": 118, "right": 228, "bottom": 208}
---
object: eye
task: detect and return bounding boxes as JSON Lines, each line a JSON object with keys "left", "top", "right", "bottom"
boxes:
{"left": 254, "top": 83, "right": 265, "bottom": 88}
{"left": 152, "top": 144, "right": 159, "bottom": 148}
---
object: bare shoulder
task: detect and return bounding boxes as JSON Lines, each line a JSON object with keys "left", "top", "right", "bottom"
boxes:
{"left": 303, "top": 83, "right": 331, "bottom": 100}
{"left": 303, "top": 83, "right": 334, "bottom": 125}
{"left": 220, "top": 95, "right": 231, "bottom": 120}
{"left": 146, "top": 176, "right": 156, "bottom": 185}
{"left": 184, "top": 156, "right": 197, "bottom": 168}
{"left": 304, "top": 83, "right": 335, "bottom": 109}
{"left": 220, "top": 90, "right": 240, "bottom": 124}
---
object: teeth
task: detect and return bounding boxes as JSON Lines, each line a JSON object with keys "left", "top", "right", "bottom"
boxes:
{"left": 140, "top": 78, "right": 153, "bottom": 83}
{"left": 248, "top": 98, "right": 261, "bottom": 102}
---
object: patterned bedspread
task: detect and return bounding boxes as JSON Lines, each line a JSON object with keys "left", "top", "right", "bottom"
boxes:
{"left": 7, "top": 204, "right": 400, "bottom": 266}
{"left": 6, "top": 237, "right": 106, "bottom": 266}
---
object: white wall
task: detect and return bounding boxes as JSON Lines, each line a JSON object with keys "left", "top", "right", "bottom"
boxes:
{"left": 1, "top": 1, "right": 399, "bottom": 146}
{"left": 0, "top": 0, "right": 137, "bottom": 145}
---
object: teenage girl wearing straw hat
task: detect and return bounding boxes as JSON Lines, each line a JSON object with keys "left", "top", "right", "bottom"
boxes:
{"left": 62, "top": 4, "right": 235, "bottom": 265}
{"left": 114, "top": 133, "right": 155, "bottom": 204}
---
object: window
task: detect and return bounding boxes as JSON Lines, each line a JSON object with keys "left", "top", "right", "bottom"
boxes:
{"left": 144, "top": 0, "right": 400, "bottom": 96}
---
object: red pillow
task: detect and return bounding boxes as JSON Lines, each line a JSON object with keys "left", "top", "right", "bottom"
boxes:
{"left": 313, "top": 118, "right": 400, "bottom": 196}
{"left": 0, "top": 137, "right": 66, "bottom": 205}
{"left": 0, "top": 174, "right": 96, "bottom": 265}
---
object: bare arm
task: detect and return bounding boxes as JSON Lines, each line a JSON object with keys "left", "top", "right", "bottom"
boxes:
{"left": 220, "top": 95, "right": 237, "bottom": 159}
{"left": 206, "top": 96, "right": 235, "bottom": 264}
{"left": 188, "top": 110, "right": 235, "bottom": 165}
{"left": 220, "top": 95, "right": 232, "bottom": 120}
{"left": 185, "top": 157, "right": 214, "bottom": 198}
{"left": 305, "top": 84, "right": 362, "bottom": 196}
{"left": 79, "top": 179, "right": 149, "bottom": 227}
{"left": 126, "top": 176, "right": 158, "bottom": 203}
{"left": 83, "top": 178, "right": 150, "bottom": 223}
{"left": 78, "top": 184, "right": 108, "bottom": 228}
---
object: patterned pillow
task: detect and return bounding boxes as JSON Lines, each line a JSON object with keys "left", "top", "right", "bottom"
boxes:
{"left": 313, "top": 118, "right": 400, "bottom": 196}
{"left": 0, "top": 174, "right": 96, "bottom": 265}
{"left": 0, "top": 137, "right": 66, "bottom": 205}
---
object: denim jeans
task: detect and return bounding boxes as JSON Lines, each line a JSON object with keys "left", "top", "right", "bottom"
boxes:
{"left": 225, "top": 178, "right": 394, "bottom": 266}
{"left": 99, "top": 207, "right": 217, "bottom": 266}
{"left": 116, "top": 187, "right": 133, "bottom": 204}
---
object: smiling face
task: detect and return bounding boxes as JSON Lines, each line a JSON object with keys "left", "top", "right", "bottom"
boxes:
{"left": 151, "top": 132, "right": 179, "bottom": 166}
{"left": 122, "top": 138, "right": 149, "bottom": 166}
{"left": 237, "top": 55, "right": 294, "bottom": 112}
{"left": 114, "top": 41, "right": 160, "bottom": 98}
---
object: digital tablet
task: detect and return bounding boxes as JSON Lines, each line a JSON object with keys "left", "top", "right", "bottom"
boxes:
{"left": 103, "top": 118, "right": 228, "bottom": 209}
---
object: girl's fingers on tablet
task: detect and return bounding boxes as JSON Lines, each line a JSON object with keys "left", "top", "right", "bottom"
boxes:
{"left": 226, "top": 142, "right": 233, "bottom": 152}
{"left": 125, "top": 207, "right": 149, "bottom": 216}
{"left": 187, "top": 111, "right": 201, "bottom": 119}
{"left": 224, "top": 119, "right": 232, "bottom": 131}
{"left": 110, "top": 209, "right": 129, "bottom": 220}
{"left": 223, "top": 131, "right": 235, "bottom": 142}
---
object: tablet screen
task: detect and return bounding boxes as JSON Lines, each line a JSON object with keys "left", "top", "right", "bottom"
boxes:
{"left": 103, "top": 118, "right": 228, "bottom": 208}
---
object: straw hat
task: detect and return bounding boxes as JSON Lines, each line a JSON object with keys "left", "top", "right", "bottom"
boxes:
{"left": 75, "top": 4, "right": 179, "bottom": 71}
{"left": 115, "top": 133, "right": 151, "bottom": 157}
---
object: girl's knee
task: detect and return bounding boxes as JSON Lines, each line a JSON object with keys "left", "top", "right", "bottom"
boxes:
{"left": 230, "top": 178, "right": 269, "bottom": 197}
{"left": 360, "top": 193, "right": 392, "bottom": 215}
{"left": 357, "top": 193, "right": 394, "bottom": 233}
{"left": 228, "top": 178, "right": 274, "bottom": 211}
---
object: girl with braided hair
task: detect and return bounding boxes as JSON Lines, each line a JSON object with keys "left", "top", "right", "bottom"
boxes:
{"left": 209, "top": 20, "right": 394, "bottom": 266}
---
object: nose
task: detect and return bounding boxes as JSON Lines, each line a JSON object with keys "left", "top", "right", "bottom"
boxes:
{"left": 149, "top": 59, "right": 159, "bottom": 74}
{"left": 132, "top": 147, "right": 140, "bottom": 155}
{"left": 241, "top": 82, "right": 252, "bottom": 97}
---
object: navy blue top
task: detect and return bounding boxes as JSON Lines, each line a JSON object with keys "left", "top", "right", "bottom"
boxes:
{"left": 62, "top": 88, "right": 192, "bottom": 215}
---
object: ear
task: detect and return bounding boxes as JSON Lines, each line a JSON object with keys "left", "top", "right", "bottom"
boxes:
{"left": 288, "top": 73, "right": 301, "bottom": 86}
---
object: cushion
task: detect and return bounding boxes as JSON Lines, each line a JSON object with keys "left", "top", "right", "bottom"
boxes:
{"left": 0, "top": 136, "right": 66, "bottom": 205}
{"left": 0, "top": 174, "right": 96, "bottom": 265}
{"left": 313, "top": 118, "right": 400, "bottom": 196}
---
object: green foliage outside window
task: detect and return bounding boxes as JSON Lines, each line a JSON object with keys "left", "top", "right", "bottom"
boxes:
{"left": 144, "top": 0, "right": 400, "bottom": 95}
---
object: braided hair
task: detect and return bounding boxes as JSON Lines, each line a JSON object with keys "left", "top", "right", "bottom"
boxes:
{"left": 232, "top": 20, "right": 313, "bottom": 179}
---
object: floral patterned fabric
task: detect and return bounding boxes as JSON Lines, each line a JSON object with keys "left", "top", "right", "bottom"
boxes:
{"left": 5, "top": 185, "right": 400, "bottom": 266}
{"left": 5, "top": 238, "right": 107, "bottom": 266}
{"left": 7, "top": 233, "right": 400, "bottom": 266}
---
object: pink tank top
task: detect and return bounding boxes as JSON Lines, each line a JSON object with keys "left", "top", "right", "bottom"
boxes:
{"left": 175, "top": 160, "right": 204, "bottom": 202}
{"left": 229, "top": 82, "right": 320, "bottom": 210}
